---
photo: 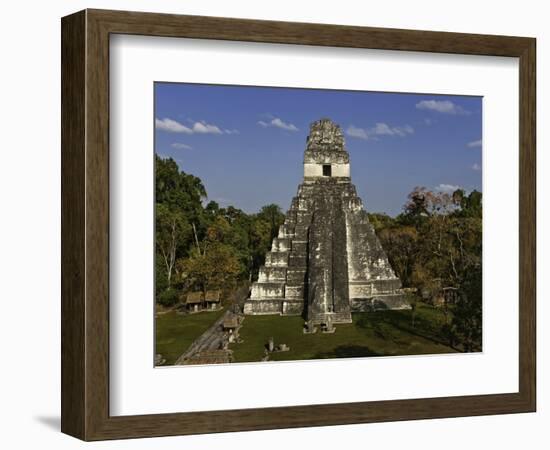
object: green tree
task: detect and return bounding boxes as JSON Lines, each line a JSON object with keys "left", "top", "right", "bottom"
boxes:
{"left": 248, "top": 216, "right": 272, "bottom": 279}
{"left": 367, "top": 212, "right": 395, "bottom": 232}
{"left": 374, "top": 186, "right": 483, "bottom": 351}
{"left": 204, "top": 200, "right": 220, "bottom": 218}
{"left": 155, "top": 203, "right": 191, "bottom": 287}
{"left": 257, "top": 204, "right": 285, "bottom": 241}
{"left": 451, "top": 265, "right": 482, "bottom": 351}
{"left": 178, "top": 243, "right": 241, "bottom": 293}
{"left": 155, "top": 155, "right": 206, "bottom": 227}
{"left": 155, "top": 156, "right": 208, "bottom": 299}
{"left": 453, "top": 189, "right": 482, "bottom": 219}
{"left": 378, "top": 226, "right": 419, "bottom": 286}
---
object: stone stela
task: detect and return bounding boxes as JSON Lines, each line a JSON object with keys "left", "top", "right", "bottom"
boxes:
{"left": 244, "top": 118, "right": 410, "bottom": 328}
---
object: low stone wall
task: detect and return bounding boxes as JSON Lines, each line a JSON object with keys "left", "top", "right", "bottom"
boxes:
{"left": 245, "top": 296, "right": 411, "bottom": 316}
{"left": 281, "top": 300, "right": 303, "bottom": 315}
{"left": 243, "top": 299, "right": 303, "bottom": 316}
{"left": 250, "top": 282, "right": 285, "bottom": 299}
{"left": 348, "top": 279, "right": 402, "bottom": 298}
{"left": 308, "top": 311, "right": 353, "bottom": 325}
{"left": 351, "top": 294, "right": 411, "bottom": 312}
{"left": 243, "top": 300, "right": 280, "bottom": 315}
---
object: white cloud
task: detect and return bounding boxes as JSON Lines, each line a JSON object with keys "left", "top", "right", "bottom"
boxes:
{"left": 346, "top": 125, "right": 369, "bottom": 140}
{"left": 372, "top": 122, "right": 394, "bottom": 135}
{"left": 390, "top": 124, "right": 414, "bottom": 137}
{"left": 272, "top": 118, "right": 299, "bottom": 131}
{"left": 171, "top": 143, "right": 192, "bottom": 150}
{"left": 192, "top": 121, "right": 223, "bottom": 134}
{"left": 346, "top": 122, "right": 414, "bottom": 140}
{"left": 155, "top": 118, "right": 193, "bottom": 133}
{"left": 435, "top": 183, "right": 461, "bottom": 194}
{"left": 156, "top": 117, "right": 229, "bottom": 135}
{"left": 416, "top": 100, "right": 469, "bottom": 115}
{"left": 467, "top": 139, "right": 482, "bottom": 148}
{"left": 224, "top": 129, "right": 240, "bottom": 135}
{"left": 257, "top": 117, "right": 299, "bottom": 131}
{"left": 471, "top": 163, "right": 481, "bottom": 171}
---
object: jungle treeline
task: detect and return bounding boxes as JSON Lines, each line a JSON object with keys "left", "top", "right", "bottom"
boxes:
{"left": 371, "top": 186, "right": 482, "bottom": 351}
{"left": 156, "top": 155, "right": 482, "bottom": 351}
{"left": 155, "top": 155, "right": 285, "bottom": 306}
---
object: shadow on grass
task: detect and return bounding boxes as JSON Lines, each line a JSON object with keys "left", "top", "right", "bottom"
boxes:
{"left": 313, "top": 344, "right": 381, "bottom": 359}
{"left": 355, "top": 309, "right": 455, "bottom": 350}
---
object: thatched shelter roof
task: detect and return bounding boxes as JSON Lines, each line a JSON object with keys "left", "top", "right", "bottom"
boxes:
{"left": 205, "top": 290, "right": 221, "bottom": 302}
{"left": 185, "top": 291, "right": 204, "bottom": 304}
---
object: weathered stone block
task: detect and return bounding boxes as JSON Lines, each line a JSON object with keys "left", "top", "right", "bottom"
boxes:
{"left": 271, "top": 237, "right": 291, "bottom": 252}
{"left": 293, "top": 225, "right": 309, "bottom": 239}
{"left": 258, "top": 266, "right": 287, "bottom": 282}
{"left": 351, "top": 294, "right": 411, "bottom": 312}
{"left": 288, "top": 253, "right": 307, "bottom": 267}
{"left": 286, "top": 268, "right": 307, "bottom": 283}
{"left": 285, "top": 284, "right": 305, "bottom": 299}
{"left": 250, "top": 282, "right": 285, "bottom": 299}
{"left": 278, "top": 224, "right": 295, "bottom": 239}
{"left": 291, "top": 241, "right": 307, "bottom": 253}
{"left": 244, "top": 300, "right": 282, "bottom": 315}
{"left": 282, "top": 301, "right": 303, "bottom": 315}
{"left": 265, "top": 251, "right": 289, "bottom": 267}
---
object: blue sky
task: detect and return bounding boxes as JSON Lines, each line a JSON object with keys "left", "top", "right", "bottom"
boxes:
{"left": 155, "top": 83, "right": 482, "bottom": 217}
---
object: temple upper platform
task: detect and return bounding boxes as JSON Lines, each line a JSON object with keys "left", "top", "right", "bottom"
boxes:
{"left": 303, "top": 118, "right": 350, "bottom": 183}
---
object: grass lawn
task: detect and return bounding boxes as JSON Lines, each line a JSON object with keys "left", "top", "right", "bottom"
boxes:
{"left": 155, "top": 308, "right": 225, "bottom": 365}
{"left": 231, "top": 303, "right": 457, "bottom": 363}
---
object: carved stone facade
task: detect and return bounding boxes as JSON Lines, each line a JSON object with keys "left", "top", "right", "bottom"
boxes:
{"left": 243, "top": 118, "right": 409, "bottom": 327}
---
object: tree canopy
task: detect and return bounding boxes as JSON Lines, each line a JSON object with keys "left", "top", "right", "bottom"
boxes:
{"left": 155, "top": 156, "right": 284, "bottom": 306}
{"left": 372, "top": 186, "right": 483, "bottom": 351}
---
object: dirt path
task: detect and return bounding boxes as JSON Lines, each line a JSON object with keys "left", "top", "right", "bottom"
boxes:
{"left": 174, "top": 310, "right": 231, "bottom": 364}
{"left": 174, "top": 285, "right": 250, "bottom": 365}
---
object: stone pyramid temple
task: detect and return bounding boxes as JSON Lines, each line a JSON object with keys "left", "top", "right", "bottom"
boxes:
{"left": 244, "top": 118, "right": 409, "bottom": 328}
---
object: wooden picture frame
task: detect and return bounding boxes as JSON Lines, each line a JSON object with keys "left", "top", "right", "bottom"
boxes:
{"left": 61, "top": 9, "right": 536, "bottom": 441}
